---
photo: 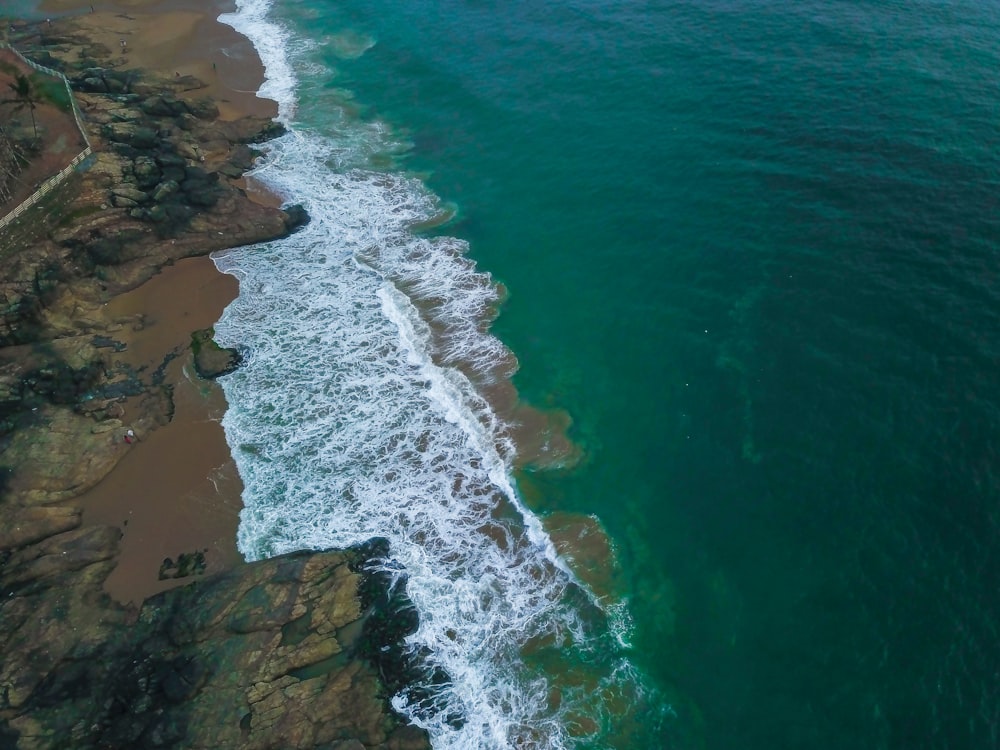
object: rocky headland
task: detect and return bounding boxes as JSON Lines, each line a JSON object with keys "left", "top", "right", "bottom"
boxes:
{"left": 0, "top": 15, "right": 429, "bottom": 750}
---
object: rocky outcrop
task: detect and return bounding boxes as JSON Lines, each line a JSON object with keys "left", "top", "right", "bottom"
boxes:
{"left": 191, "top": 328, "right": 242, "bottom": 379}
{"left": 0, "top": 20, "right": 430, "bottom": 750}
{"left": 0, "top": 27, "right": 305, "bottom": 503}
{"left": 0, "top": 523, "right": 430, "bottom": 750}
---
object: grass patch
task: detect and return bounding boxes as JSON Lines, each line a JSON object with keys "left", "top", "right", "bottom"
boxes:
{"left": 30, "top": 74, "right": 72, "bottom": 112}
{"left": 55, "top": 202, "right": 103, "bottom": 228}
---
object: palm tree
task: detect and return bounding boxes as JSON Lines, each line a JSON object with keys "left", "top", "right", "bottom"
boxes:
{"left": 3, "top": 73, "right": 39, "bottom": 141}
{"left": 0, "top": 124, "right": 28, "bottom": 204}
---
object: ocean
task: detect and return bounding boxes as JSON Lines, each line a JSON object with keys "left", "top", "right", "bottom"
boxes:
{"left": 210, "top": 0, "right": 1000, "bottom": 748}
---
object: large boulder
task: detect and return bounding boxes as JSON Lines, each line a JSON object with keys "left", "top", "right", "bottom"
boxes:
{"left": 140, "top": 94, "right": 187, "bottom": 118}
{"left": 132, "top": 156, "right": 162, "bottom": 189}
{"left": 191, "top": 328, "right": 241, "bottom": 379}
{"left": 0, "top": 533, "right": 432, "bottom": 750}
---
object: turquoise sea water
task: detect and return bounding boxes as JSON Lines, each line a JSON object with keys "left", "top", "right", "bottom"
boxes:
{"left": 213, "top": 0, "right": 1000, "bottom": 747}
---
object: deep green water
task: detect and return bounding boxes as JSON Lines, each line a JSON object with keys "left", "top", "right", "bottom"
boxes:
{"left": 290, "top": 1, "right": 1000, "bottom": 747}
{"left": 9, "top": 0, "right": 984, "bottom": 744}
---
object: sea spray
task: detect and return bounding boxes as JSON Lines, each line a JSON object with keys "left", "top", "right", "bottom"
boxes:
{"left": 216, "top": 0, "right": 661, "bottom": 746}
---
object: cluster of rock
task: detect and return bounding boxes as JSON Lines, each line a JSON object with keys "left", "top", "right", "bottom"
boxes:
{"left": 0, "top": 524, "right": 430, "bottom": 750}
{"left": 191, "top": 327, "right": 242, "bottom": 379}
{"left": 0, "top": 20, "right": 430, "bottom": 750}
{"left": 158, "top": 550, "right": 207, "bottom": 580}
{"left": 0, "top": 26, "right": 305, "bottom": 498}
{"left": 84, "top": 84, "right": 284, "bottom": 225}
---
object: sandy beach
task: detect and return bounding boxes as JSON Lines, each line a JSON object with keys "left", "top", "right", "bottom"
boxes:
{"left": 30, "top": 0, "right": 280, "bottom": 604}
{"left": 77, "top": 257, "right": 246, "bottom": 604}
{"left": 42, "top": 0, "right": 277, "bottom": 121}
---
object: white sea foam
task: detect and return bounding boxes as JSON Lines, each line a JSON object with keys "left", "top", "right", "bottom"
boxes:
{"left": 214, "top": 1, "right": 652, "bottom": 747}
{"left": 219, "top": 0, "right": 297, "bottom": 121}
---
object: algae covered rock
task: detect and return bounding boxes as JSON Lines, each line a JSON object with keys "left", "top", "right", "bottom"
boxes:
{"left": 0, "top": 537, "right": 431, "bottom": 750}
{"left": 191, "top": 328, "right": 242, "bottom": 379}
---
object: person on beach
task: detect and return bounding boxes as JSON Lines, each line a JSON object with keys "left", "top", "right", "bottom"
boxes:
{"left": 120, "top": 38, "right": 127, "bottom": 51}
{"left": 124, "top": 429, "right": 136, "bottom": 444}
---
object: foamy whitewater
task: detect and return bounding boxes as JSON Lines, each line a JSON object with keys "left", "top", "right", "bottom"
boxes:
{"left": 216, "top": 1, "right": 655, "bottom": 747}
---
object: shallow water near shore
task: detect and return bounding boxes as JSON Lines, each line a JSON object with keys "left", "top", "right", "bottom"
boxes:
{"left": 207, "top": 0, "right": 1000, "bottom": 748}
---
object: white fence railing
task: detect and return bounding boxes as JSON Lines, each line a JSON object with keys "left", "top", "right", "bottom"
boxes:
{"left": 0, "top": 42, "right": 93, "bottom": 232}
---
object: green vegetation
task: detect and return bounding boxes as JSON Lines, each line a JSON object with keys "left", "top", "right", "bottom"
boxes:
{"left": 31, "top": 73, "right": 71, "bottom": 111}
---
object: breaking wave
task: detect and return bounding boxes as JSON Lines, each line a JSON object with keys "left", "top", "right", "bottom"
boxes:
{"left": 216, "top": 1, "right": 661, "bottom": 746}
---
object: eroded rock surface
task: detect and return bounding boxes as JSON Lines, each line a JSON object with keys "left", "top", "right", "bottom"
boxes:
{"left": 0, "top": 533, "right": 429, "bottom": 750}
{"left": 191, "top": 328, "right": 242, "bottom": 379}
{"left": 0, "top": 19, "right": 429, "bottom": 750}
{"left": 0, "top": 22, "right": 305, "bottom": 504}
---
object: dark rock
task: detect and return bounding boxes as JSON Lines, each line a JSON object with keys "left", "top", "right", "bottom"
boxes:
{"left": 133, "top": 156, "right": 162, "bottom": 188}
{"left": 130, "top": 127, "right": 160, "bottom": 150}
{"left": 174, "top": 113, "right": 199, "bottom": 132}
{"left": 218, "top": 162, "right": 244, "bottom": 179}
{"left": 184, "top": 186, "right": 221, "bottom": 208}
{"left": 152, "top": 180, "right": 179, "bottom": 202}
{"left": 186, "top": 97, "right": 219, "bottom": 120}
{"left": 112, "top": 185, "right": 149, "bottom": 204}
{"left": 159, "top": 657, "right": 207, "bottom": 703}
{"left": 160, "top": 166, "right": 187, "bottom": 183}
{"left": 227, "top": 144, "right": 256, "bottom": 172}
{"left": 158, "top": 551, "right": 207, "bottom": 580}
{"left": 182, "top": 165, "right": 212, "bottom": 183}
{"left": 80, "top": 76, "right": 107, "bottom": 93}
{"left": 163, "top": 203, "right": 194, "bottom": 223}
{"left": 282, "top": 203, "right": 311, "bottom": 233}
{"left": 155, "top": 153, "right": 188, "bottom": 168}
{"left": 21, "top": 359, "right": 104, "bottom": 406}
{"left": 0, "top": 506, "right": 81, "bottom": 550}
{"left": 141, "top": 95, "right": 187, "bottom": 118}
{"left": 191, "top": 329, "right": 241, "bottom": 379}
{"left": 111, "top": 194, "right": 139, "bottom": 208}
{"left": 109, "top": 142, "right": 139, "bottom": 160}
{"left": 244, "top": 120, "right": 287, "bottom": 144}
{"left": 0, "top": 534, "right": 431, "bottom": 749}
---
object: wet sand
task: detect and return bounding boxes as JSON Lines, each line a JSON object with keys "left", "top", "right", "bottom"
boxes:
{"left": 40, "top": 0, "right": 278, "bottom": 604}
{"left": 42, "top": 0, "right": 276, "bottom": 121}
{"left": 79, "top": 258, "right": 245, "bottom": 604}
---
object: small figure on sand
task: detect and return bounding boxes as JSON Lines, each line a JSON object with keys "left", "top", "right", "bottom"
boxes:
{"left": 120, "top": 38, "right": 127, "bottom": 51}
{"left": 124, "top": 429, "right": 136, "bottom": 444}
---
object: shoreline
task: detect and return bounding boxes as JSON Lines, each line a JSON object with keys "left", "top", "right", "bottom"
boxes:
{"left": 0, "top": 9, "right": 432, "bottom": 748}
{"left": 5, "top": 0, "right": 281, "bottom": 604}
{"left": 76, "top": 256, "right": 246, "bottom": 604}
{"left": 58, "top": 0, "right": 273, "bottom": 605}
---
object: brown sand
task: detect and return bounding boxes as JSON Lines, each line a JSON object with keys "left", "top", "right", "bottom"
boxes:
{"left": 77, "top": 258, "right": 245, "bottom": 605}
{"left": 42, "top": 0, "right": 277, "bottom": 120}
{"left": 41, "top": 0, "right": 280, "bottom": 605}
